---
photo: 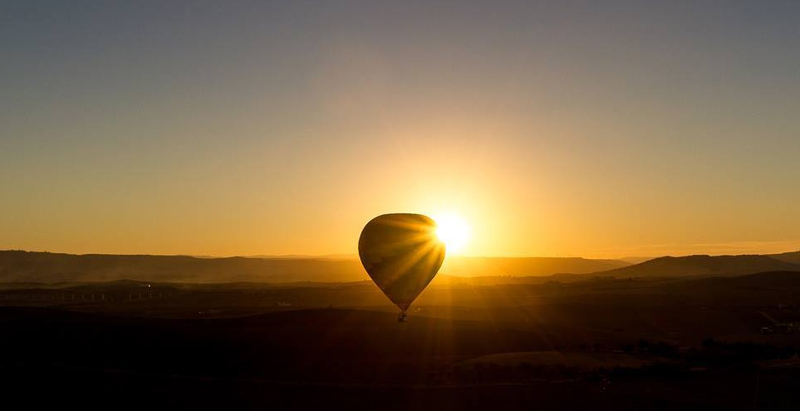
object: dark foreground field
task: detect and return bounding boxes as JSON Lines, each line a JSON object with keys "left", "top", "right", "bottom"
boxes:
{"left": 2, "top": 273, "right": 800, "bottom": 410}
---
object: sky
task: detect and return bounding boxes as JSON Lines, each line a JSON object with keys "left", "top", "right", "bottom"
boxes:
{"left": 1, "top": 1, "right": 799, "bottom": 258}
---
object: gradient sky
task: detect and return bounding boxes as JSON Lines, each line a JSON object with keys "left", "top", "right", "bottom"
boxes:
{"left": 1, "top": 1, "right": 799, "bottom": 258}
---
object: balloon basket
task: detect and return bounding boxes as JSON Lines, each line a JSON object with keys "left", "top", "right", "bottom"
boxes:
{"left": 397, "top": 311, "right": 408, "bottom": 323}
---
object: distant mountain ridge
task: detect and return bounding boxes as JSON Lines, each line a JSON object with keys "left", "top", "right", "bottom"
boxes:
{"left": 770, "top": 250, "right": 800, "bottom": 265}
{"left": 0, "top": 250, "right": 629, "bottom": 283}
{"left": 0, "top": 251, "right": 366, "bottom": 283}
{"left": 593, "top": 253, "right": 800, "bottom": 278}
{"left": 440, "top": 256, "right": 628, "bottom": 277}
{"left": 3, "top": 250, "right": 798, "bottom": 283}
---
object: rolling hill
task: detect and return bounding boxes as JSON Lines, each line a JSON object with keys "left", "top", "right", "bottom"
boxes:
{"left": 593, "top": 254, "right": 800, "bottom": 278}
{"left": 0, "top": 250, "right": 629, "bottom": 283}
{"left": 770, "top": 250, "right": 800, "bottom": 265}
{"left": 4, "top": 250, "right": 798, "bottom": 284}
{"left": 438, "top": 256, "right": 628, "bottom": 277}
{"left": 0, "top": 251, "right": 367, "bottom": 283}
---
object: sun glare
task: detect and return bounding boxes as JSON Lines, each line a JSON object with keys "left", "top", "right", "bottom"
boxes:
{"left": 433, "top": 213, "right": 471, "bottom": 254}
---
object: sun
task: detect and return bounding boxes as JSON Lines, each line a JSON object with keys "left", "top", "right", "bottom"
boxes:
{"left": 433, "top": 213, "right": 471, "bottom": 254}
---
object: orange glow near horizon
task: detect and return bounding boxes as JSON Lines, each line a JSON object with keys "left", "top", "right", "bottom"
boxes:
{"left": 2, "top": 3, "right": 800, "bottom": 260}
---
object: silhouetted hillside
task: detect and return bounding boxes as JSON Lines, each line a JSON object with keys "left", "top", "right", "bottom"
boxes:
{"left": 698, "top": 270, "right": 800, "bottom": 288}
{"left": 439, "top": 256, "right": 628, "bottom": 277}
{"left": 771, "top": 250, "right": 800, "bottom": 265}
{"left": 594, "top": 254, "right": 800, "bottom": 278}
{"left": 0, "top": 250, "right": 629, "bottom": 284}
{"left": 5, "top": 250, "right": 799, "bottom": 284}
{"left": 0, "top": 251, "right": 367, "bottom": 283}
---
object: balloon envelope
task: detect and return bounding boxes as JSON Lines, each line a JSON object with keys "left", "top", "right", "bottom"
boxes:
{"left": 358, "top": 213, "right": 445, "bottom": 311}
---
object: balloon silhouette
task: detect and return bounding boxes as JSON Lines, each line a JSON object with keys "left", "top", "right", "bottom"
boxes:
{"left": 358, "top": 214, "right": 445, "bottom": 320}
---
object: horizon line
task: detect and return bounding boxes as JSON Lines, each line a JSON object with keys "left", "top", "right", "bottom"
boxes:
{"left": 2, "top": 248, "right": 798, "bottom": 261}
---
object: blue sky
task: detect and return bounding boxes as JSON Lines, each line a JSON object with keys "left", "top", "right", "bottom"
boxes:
{"left": 1, "top": 1, "right": 799, "bottom": 257}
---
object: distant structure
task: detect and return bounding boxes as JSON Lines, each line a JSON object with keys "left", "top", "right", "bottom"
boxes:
{"left": 761, "top": 323, "right": 795, "bottom": 334}
{"left": 758, "top": 310, "right": 795, "bottom": 334}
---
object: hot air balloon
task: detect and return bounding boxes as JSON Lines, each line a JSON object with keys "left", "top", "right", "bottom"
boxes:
{"left": 358, "top": 213, "right": 445, "bottom": 321}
